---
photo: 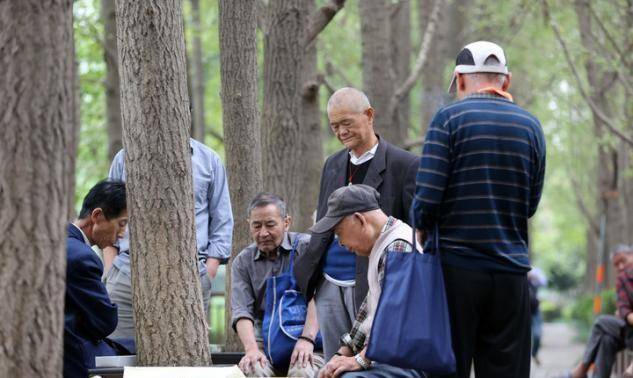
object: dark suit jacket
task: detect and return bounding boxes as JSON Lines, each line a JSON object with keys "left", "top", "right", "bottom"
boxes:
{"left": 294, "top": 139, "right": 419, "bottom": 309}
{"left": 64, "top": 224, "right": 118, "bottom": 378}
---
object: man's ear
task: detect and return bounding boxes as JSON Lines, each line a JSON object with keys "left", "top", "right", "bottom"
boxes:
{"left": 284, "top": 215, "right": 292, "bottom": 231}
{"left": 502, "top": 72, "right": 512, "bottom": 91}
{"left": 353, "top": 212, "right": 366, "bottom": 226}
{"left": 457, "top": 73, "right": 466, "bottom": 91}
{"left": 90, "top": 208, "right": 104, "bottom": 223}
{"left": 364, "top": 107, "right": 374, "bottom": 123}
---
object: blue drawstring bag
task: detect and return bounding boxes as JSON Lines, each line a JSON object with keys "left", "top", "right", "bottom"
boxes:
{"left": 262, "top": 237, "right": 322, "bottom": 371}
{"left": 366, "top": 218, "right": 456, "bottom": 375}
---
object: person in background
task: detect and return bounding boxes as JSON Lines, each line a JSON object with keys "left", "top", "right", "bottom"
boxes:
{"left": 103, "top": 138, "right": 233, "bottom": 340}
{"left": 232, "top": 193, "right": 324, "bottom": 377}
{"left": 64, "top": 180, "right": 131, "bottom": 378}
{"left": 528, "top": 266, "right": 547, "bottom": 365}
{"left": 560, "top": 245, "right": 633, "bottom": 378}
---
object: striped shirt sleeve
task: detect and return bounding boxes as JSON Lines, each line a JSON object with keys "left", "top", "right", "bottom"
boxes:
{"left": 413, "top": 114, "right": 451, "bottom": 230}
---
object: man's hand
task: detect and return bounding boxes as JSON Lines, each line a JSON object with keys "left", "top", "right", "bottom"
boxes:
{"left": 416, "top": 229, "right": 427, "bottom": 246}
{"left": 238, "top": 347, "right": 268, "bottom": 375}
{"left": 319, "top": 355, "right": 362, "bottom": 378}
{"left": 290, "top": 338, "right": 314, "bottom": 368}
{"left": 102, "top": 246, "right": 118, "bottom": 274}
{"left": 206, "top": 258, "right": 221, "bottom": 279}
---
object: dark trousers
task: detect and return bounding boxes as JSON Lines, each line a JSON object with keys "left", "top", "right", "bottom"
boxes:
{"left": 582, "top": 314, "right": 626, "bottom": 378}
{"left": 436, "top": 264, "right": 531, "bottom": 378}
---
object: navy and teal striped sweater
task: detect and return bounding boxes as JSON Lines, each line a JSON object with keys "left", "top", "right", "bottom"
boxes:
{"left": 413, "top": 94, "right": 546, "bottom": 274}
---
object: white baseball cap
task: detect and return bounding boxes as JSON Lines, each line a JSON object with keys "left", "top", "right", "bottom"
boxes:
{"left": 448, "top": 41, "right": 509, "bottom": 93}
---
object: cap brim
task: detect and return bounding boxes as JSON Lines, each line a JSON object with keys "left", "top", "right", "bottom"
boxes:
{"left": 309, "top": 215, "right": 343, "bottom": 234}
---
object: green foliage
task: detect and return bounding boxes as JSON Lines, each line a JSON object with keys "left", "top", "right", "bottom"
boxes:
{"left": 540, "top": 300, "right": 563, "bottom": 322}
{"left": 566, "top": 289, "right": 617, "bottom": 332}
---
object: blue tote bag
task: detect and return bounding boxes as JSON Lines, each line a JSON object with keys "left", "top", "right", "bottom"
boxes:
{"left": 366, "top": 220, "right": 456, "bottom": 375}
{"left": 262, "top": 238, "right": 322, "bottom": 371}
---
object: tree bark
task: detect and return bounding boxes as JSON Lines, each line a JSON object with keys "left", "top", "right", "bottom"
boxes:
{"left": 218, "top": 0, "right": 263, "bottom": 352}
{"left": 115, "top": 0, "right": 211, "bottom": 366}
{"left": 575, "top": 0, "right": 622, "bottom": 287}
{"left": 190, "top": 0, "right": 206, "bottom": 142}
{"left": 297, "top": 0, "right": 324, "bottom": 231}
{"left": 359, "top": 0, "right": 397, "bottom": 143}
{"left": 419, "top": 0, "right": 465, "bottom": 135}
{"left": 102, "top": 0, "right": 123, "bottom": 161}
{"left": 390, "top": 0, "right": 411, "bottom": 144}
{"left": 0, "top": 1, "right": 73, "bottom": 375}
{"left": 261, "top": 0, "right": 307, "bottom": 220}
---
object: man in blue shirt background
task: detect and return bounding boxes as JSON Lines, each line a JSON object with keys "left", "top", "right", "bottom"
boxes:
{"left": 103, "top": 138, "right": 234, "bottom": 340}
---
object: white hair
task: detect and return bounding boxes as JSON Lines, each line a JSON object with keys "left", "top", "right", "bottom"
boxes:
{"left": 326, "top": 87, "right": 371, "bottom": 114}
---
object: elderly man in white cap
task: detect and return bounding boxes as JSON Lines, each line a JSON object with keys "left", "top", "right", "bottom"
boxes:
{"left": 413, "top": 41, "right": 546, "bottom": 377}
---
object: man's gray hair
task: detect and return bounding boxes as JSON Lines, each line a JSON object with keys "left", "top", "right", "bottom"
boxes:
{"left": 468, "top": 55, "right": 506, "bottom": 87}
{"left": 611, "top": 244, "right": 633, "bottom": 259}
{"left": 247, "top": 193, "right": 287, "bottom": 218}
{"left": 326, "top": 87, "right": 371, "bottom": 114}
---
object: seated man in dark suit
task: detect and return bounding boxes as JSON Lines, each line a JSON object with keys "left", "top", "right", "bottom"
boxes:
{"left": 64, "top": 180, "right": 130, "bottom": 378}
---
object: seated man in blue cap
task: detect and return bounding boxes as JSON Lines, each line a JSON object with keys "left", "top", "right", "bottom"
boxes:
{"left": 312, "top": 184, "right": 423, "bottom": 378}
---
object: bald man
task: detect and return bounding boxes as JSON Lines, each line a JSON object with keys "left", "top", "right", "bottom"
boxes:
{"left": 294, "top": 87, "right": 419, "bottom": 359}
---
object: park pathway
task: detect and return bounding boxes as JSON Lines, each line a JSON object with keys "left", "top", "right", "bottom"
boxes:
{"left": 530, "top": 322, "right": 585, "bottom": 378}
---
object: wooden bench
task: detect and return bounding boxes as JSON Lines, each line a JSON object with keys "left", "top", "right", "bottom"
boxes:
{"left": 88, "top": 352, "right": 244, "bottom": 378}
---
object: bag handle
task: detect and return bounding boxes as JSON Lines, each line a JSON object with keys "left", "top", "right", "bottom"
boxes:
{"left": 287, "top": 235, "right": 300, "bottom": 273}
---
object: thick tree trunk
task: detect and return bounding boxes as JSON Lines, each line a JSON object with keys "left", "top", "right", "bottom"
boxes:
{"left": 261, "top": 0, "right": 307, "bottom": 220}
{"left": 116, "top": 0, "right": 211, "bottom": 365}
{"left": 102, "top": 0, "right": 122, "bottom": 161}
{"left": 218, "top": 0, "right": 263, "bottom": 352}
{"left": 297, "top": 0, "right": 324, "bottom": 231}
{"left": 419, "top": 0, "right": 465, "bottom": 134}
{"left": 0, "top": 1, "right": 73, "bottom": 375}
{"left": 575, "top": 0, "right": 622, "bottom": 287}
{"left": 359, "top": 0, "right": 397, "bottom": 143}
{"left": 190, "top": 0, "right": 206, "bottom": 142}
{"left": 390, "top": 0, "right": 411, "bottom": 144}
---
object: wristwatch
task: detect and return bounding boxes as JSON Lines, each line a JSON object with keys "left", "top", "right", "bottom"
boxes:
{"left": 354, "top": 354, "right": 370, "bottom": 370}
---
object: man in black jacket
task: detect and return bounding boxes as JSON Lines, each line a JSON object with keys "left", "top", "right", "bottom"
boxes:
{"left": 294, "top": 87, "right": 419, "bottom": 359}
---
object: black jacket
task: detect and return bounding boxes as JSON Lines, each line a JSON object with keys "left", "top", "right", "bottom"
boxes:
{"left": 294, "top": 139, "right": 419, "bottom": 309}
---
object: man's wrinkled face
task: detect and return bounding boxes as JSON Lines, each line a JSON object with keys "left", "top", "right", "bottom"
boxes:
{"left": 328, "top": 106, "right": 374, "bottom": 151}
{"left": 613, "top": 252, "right": 633, "bottom": 274}
{"left": 249, "top": 204, "right": 290, "bottom": 253}
{"left": 91, "top": 209, "right": 128, "bottom": 249}
{"left": 334, "top": 214, "right": 374, "bottom": 256}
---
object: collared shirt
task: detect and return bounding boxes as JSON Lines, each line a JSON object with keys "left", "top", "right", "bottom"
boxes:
{"left": 70, "top": 223, "right": 102, "bottom": 261}
{"left": 349, "top": 141, "right": 379, "bottom": 165}
{"left": 230, "top": 232, "right": 311, "bottom": 336}
{"left": 617, "top": 268, "right": 633, "bottom": 319}
{"left": 108, "top": 138, "right": 234, "bottom": 273}
{"left": 341, "top": 217, "right": 413, "bottom": 354}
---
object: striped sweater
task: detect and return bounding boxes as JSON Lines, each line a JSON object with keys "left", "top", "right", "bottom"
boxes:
{"left": 413, "top": 94, "right": 546, "bottom": 273}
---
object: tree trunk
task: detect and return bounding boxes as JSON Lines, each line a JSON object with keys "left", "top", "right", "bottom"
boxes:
{"left": 102, "top": 0, "right": 123, "bottom": 161}
{"left": 190, "top": 0, "right": 206, "bottom": 142}
{"left": 575, "top": 0, "right": 621, "bottom": 287}
{"left": 218, "top": 0, "right": 263, "bottom": 352}
{"left": 359, "top": 0, "right": 397, "bottom": 144}
{"left": 297, "top": 0, "right": 324, "bottom": 231}
{"left": 0, "top": 1, "right": 73, "bottom": 375}
{"left": 419, "top": 0, "right": 465, "bottom": 134}
{"left": 261, "top": 0, "right": 307, "bottom": 220}
{"left": 390, "top": 0, "right": 411, "bottom": 144}
{"left": 115, "top": 0, "right": 211, "bottom": 366}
